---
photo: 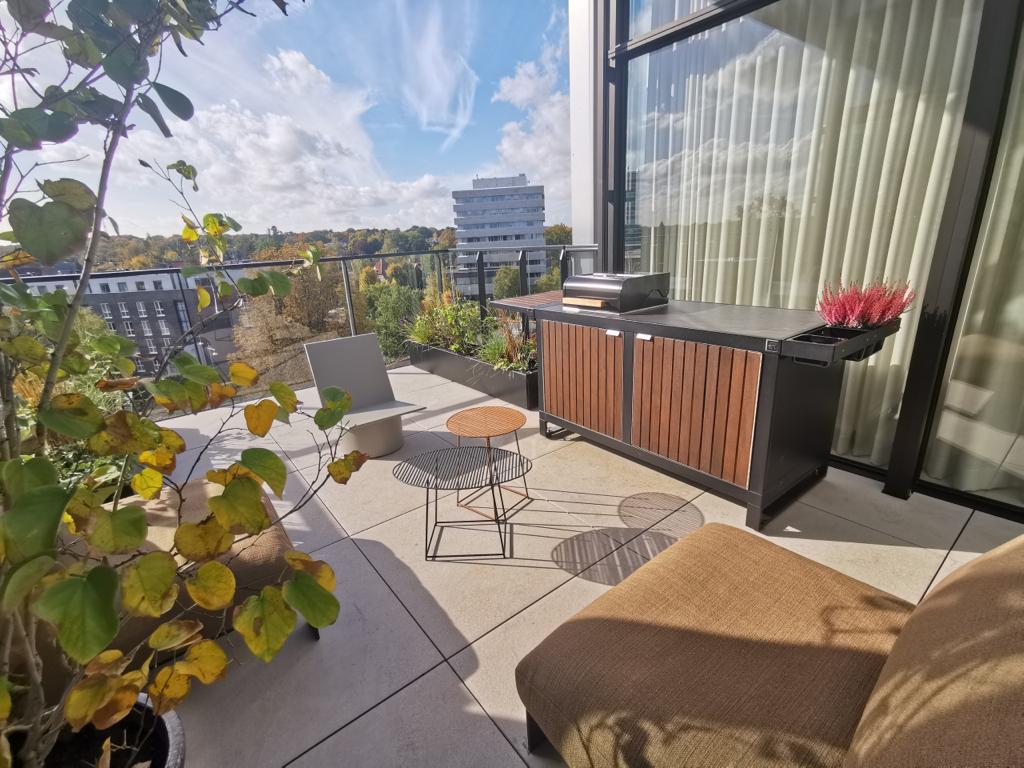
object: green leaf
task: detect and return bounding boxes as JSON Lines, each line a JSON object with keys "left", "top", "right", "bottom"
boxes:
{"left": 102, "top": 43, "right": 149, "bottom": 88}
{"left": 8, "top": 0, "right": 50, "bottom": 29}
{"left": 37, "top": 392, "right": 105, "bottom": 438}
{"left": 2, "top": 485, "right": 68, "bottom": 564}
{"left": 167, "top": 160, "right": 198, "bottom": 190}
{"left": 0, "top": 107, "right": 77, "bottom": 149}
{"left": 264, "top": 270, "right": 291, "bottom": 297}
{"left": 269, "top": 381, "right": 298, "bottom": 413}
{"left": 1, "top": 554, "right": 56, "bottom": 612}
{"left": 313, "top": 387, "right": 353, "bottom": 430}
{"left": 8, "top": 198, "right": 89, "bottom": 265}
{"left": 38, "top": 178, "right": 96, "bottom": 211}
{"left": 33, "top": 566, "right": 119, "bottom": 664}
{"left": 236, "top": 274, "right": 269, "bottom": 297}
{"left": 111, "top": 0, "right": 157, "bottom": 23}
{"left": 209, "top": 476, "right": 270, "bottom": 535}
{"left": 0, "top": 335, "right": 48, "bottom": 365}
{"left": 238, "top": 448, "right": 286, "bottom": 497}
{"left": 232, "top": 586, "right": 296, "bottom": 662}
{"left": 180, "top": 265, "right": 206, "bottom": 278}
{"left": 135, "top": 93, "right": 170, "bottom": 138}
{"left": 2, "top": 456, "right": 58, "bottom": 501}
{"left": 176, "top": 362, "right": 220, "bottom": 385}
{"left": 282, "top": 570, "right": 339, "bottom": 629}
{"left": 151, "top": 82, "right": 194, "bottom": 120}
{"left": 87, "top": 504, "right": 147, "bottom": 554}
{"left": 120, "top": 551, "right": 178, "bottom": 617}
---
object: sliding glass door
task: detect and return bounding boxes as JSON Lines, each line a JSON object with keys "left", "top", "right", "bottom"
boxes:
{"left": 922, "top": 39, "right": 1024, "bottom": 507}
{"left": 622, "top": 0, "right": 985, "bottom": 467}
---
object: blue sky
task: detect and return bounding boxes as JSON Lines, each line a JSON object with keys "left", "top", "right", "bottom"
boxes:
{"left": 56, "top": 0, "right": 572, "bottom": 235}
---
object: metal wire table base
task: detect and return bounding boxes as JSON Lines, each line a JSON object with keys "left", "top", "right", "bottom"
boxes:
{"left": 423, "top": 481, "right": 509, "bottom": 561}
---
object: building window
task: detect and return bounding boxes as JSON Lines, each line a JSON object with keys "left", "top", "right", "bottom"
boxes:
{"left": 118, "top": 302, "right": 130, "bottom": 318}
{"left": 174, "top": 300, "right": 190, "bottom": 330}
{"left": 135, "top": 281, "right": 146, "bottom": 291}
{"left": 100, "top": 283, "right": 111, "bottom": 293}
{"left": 152, "top": 280, "right": 163, "bottom": 291}
{"left": 136, "top": 301, "right": 147, "bottom": 317}
{"left": 158, "top": 319, "right": 171, "bottom": 336}
{"left": 154, "top": 301, "right": 165, "bottom": 317}
{"left": 145, "top": 338, "right": 158, "bottom": 355}
{"left": 123, "top": 320, "right": 135, "bottom": 335}
{"left": 100, "top": 303, "right": 112, "bottom": 319}
{"left": 116, "top": 281, "right": 128, "bottom": 292}
{"left": 141, "top": 320, "right": 152, "bottom": 336}
{"left": 105, "top": 320, "right": 116, "bottom": 332}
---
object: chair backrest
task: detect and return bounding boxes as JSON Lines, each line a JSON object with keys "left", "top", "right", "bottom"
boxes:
{"left": 843, "top": 532, "right": 1024, "bottom": 768}
{"left": 304, "top": 333, "right": 395, "bottom": 409}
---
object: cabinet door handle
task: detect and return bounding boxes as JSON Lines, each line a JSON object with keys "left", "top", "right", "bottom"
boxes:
{"left": 636, "top": 333, "right": 652, "bottom": 341}
{"left": 605, "top": 329, "right": 621, "bottom": 337}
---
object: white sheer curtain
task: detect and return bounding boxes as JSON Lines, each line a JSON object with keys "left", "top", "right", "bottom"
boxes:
{"left": 624, "top": 0, "right": 983, "bottom": 466}
{"left": 923, "top": 39, "right": 1024, "bottom": 505}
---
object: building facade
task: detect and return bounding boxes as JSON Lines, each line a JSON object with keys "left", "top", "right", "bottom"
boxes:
{"left": 451, "top": 174, "right": 547, "bottom": 297}
{"left": 18, "top": 268, "right": 230, "bottom": 375}
{"left": 570, "top": 0, "right": 1024, "bottom": 518}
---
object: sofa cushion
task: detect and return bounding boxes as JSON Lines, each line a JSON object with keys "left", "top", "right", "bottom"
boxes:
{"left": 515, "top": 523, "right": 912, "bottom": 768}
{"left": 844, "top": 533, "right": 1024, "bottom": 768}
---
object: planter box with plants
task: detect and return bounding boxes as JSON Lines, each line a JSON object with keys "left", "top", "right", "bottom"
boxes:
{"left": 407, "top": 297, "right": 538, "bottom": 409}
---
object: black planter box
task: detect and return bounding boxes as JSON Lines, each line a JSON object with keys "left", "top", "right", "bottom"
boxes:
{"left": 780, "top": 318, "right": 901, "bottom": 366}
{"left": 408, "top": 343, "right": 538, "bottom": 410}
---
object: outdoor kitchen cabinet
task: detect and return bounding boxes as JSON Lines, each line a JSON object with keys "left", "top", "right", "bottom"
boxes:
{"left": 531, "top": 301, "right": 894, "bottom": 530}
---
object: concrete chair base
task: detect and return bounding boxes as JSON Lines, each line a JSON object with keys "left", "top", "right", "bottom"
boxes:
{"left": 340, "top": 415, "right": 404, "bottom": 457}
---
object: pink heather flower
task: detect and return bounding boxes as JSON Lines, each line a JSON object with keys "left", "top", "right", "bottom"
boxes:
{"left": 818, "top": 281, "right": 914, "bottom": 328}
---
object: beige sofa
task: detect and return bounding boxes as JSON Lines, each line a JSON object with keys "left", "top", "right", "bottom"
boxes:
{"left": 516, "top": 523, "right": 1024, "bottom": 767}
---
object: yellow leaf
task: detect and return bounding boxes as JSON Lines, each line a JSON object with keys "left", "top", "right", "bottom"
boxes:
{"left": 185, "top": 561, "right": 236, "bottom": 611}
{"left": 159, "top": 428, "right": 187, "bottom": 454}
{"left": 95, "top": 377, "right": 140, "bottom": 391}
{"left": 284, "top": 551, "right": 336, "bottom": 591}
{"left": 326, "top": 451, "right": 368, "bottom": 485}
{"left": 148, "top": 619, "right": 203, "bottom": 651}
{"left": 120, "top": 551, "right": 179, "bottom": 618}
{"left": 205, "top": 462, "right": 256, "bottom": 486}
{"left": 65, "top": 486, "right": 103, "bottom": 532}
{"left": 177, "top": 639, "right": 228, "bottom": 684}
{"left": 0, "top": 676, "right": 10, "bottom": 722}
{"left": 97, "top": 737, "right": 111, "bottom": 768}
{"left": 65, "top": 675, "right": 120, "bottom": 732}
{"left": 232, "top": 586, "right": 296, "bottom": 662}
{"left": 207, "top": 382, "right": 237, "bottom": 407}
{"left": 243, "top": 399, "right": 277, "bottom": 437}
{"left": 84, "top": 650, "right": 129, "bottom": 677}
{"left": 130, "top": 467, "right": 163, "bottom": 500}
{"left": 196, "top": 285, "right": 211, "bottom": 310}
{"left": 91, "top": 682, "right": 139, "bottom": 730}
{"left": 148, "top": 667, "right": 191, "bottom": 716}
{"left": 181, "top": 224, "right": 199, "bottom": 242}
{"left": 229, "top": 361, "right": 259, "bottom": 387}
{"left": 174, "top": 518, "right": 234, "bottom": 561}
{"left": 138, "top": 447, "right": 176, "bottom": 473}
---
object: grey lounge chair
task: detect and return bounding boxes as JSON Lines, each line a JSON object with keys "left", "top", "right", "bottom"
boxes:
{"left": 304, "top": 333, "right": 424, "bottom": 457}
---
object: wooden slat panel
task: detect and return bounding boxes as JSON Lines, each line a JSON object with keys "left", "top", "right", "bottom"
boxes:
{"left": 734, "top": 351, "right": 762, "bottom": 488}
{"left": 688, "top": 343, "right": 707, "bottom": 464}
{"left": 639, "top": 339, "right": 654, "bottom": 450}
{"left": 710, "top": 348, "right": 733, "bottom": 478}
{"left": 658, "top": 339, "right": 674, "bottom": 455}
{"left": 722, "top": 348, "right": 746, "bottom": 484}
{"left": 568, "top": 323, "right": 577, "bottom": 424}
{"left": 631, "top": 334, "right": 644, "bottom": 445}
{"left": 699, "top": 345, "right": 720, "bottom": 473}
{"left": 647, "top": 337, "right": 664, "bottom": 452}
{"left": 677, "top": 342, "right": 695, "bottom": 465}
{"left": 614, "top": 336, "right": 623, "bottom": 440}
{"left": 602, "top": 334, "right": 611, "bottom": 436}
{"left": 576, "top": 325, "right": 585, "bottom": 427}
{"left": 581, "top": 325, "right": 590, "bottom": 428}
{"left": 667, "top": 340, "right": 684, "bottom": 461}
{"left": 589, "top": 327, "right": 599, "bottom": 432}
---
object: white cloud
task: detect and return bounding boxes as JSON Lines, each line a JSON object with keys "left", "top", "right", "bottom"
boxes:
{"left": 490, "top": 8, "right": 572, "bottom": 224}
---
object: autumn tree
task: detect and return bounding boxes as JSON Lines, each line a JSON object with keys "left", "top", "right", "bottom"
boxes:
{"left": 433, "top": 227, "right": 457, "bottom": 250}
{"left": 545, "top": 223, "right": 572, "bottom": 245}
{"left": 492, "top": 265, "right": 521, "bottom": 300}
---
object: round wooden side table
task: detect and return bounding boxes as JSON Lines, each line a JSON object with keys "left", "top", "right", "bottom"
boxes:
{"left": 446, "top": 406, "right": 530, "bottom": 504}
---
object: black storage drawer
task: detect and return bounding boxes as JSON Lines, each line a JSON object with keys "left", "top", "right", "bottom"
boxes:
{"left": 781, "top": 319, "right": 900, "bottom": 366}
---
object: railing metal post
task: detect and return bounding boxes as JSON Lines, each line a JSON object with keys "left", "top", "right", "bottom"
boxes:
{"left": 559, "top": 247, "right": 570, "bottom": 287}
{"left": 340, "top": 260, "right": 358, "bottom": 337}
{"left": 517, "top": 249, "right": 530, "bottom": 339}
{"left": 476, "top": 251, "right": 487, "bottom": 321}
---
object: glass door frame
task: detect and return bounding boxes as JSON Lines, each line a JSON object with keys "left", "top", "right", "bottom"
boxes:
{"left": 593, "top": 0, "right": 1024, "bottom": 521}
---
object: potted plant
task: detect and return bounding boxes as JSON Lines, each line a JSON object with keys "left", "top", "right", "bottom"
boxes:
{"left": 407, "top": 294, "right": 538, "bottom": 409}
{"left": 0, "top": 3, "right": 370, "bottom": 767}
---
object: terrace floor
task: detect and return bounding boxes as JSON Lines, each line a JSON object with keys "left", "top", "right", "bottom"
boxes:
{"left": 169, "top": 365, "right": 1024, "bottom": 767}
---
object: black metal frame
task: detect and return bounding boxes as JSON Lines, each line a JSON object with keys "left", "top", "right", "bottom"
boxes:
{"left": 595, "top": 0, "right": 1024, "bottom": 521}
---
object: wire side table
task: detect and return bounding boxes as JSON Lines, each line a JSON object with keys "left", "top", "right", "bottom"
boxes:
{"left": 446, "top": 406, "right": 530, "bottom": 505}
{"left": 393, "top": 446, "right": 532, "bottom": 560}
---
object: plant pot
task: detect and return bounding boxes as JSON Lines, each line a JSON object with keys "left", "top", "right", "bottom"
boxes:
{"left": 32, "top": 698, "right": 185, "bottom": 768}
{"left": 408, "top": 343, "right": 538, "bottom": 409}
{"left": 779, "top": 318, "right": 901, "bottom": 366}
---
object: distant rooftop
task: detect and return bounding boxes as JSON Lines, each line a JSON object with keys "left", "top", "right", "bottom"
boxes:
{"left": 469, "top": 173, "right": 529, "bottom": 190}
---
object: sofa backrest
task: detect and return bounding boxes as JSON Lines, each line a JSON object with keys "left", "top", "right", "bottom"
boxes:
{"left": 843, "top": 532, "right": 1024, "bottom": 767}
